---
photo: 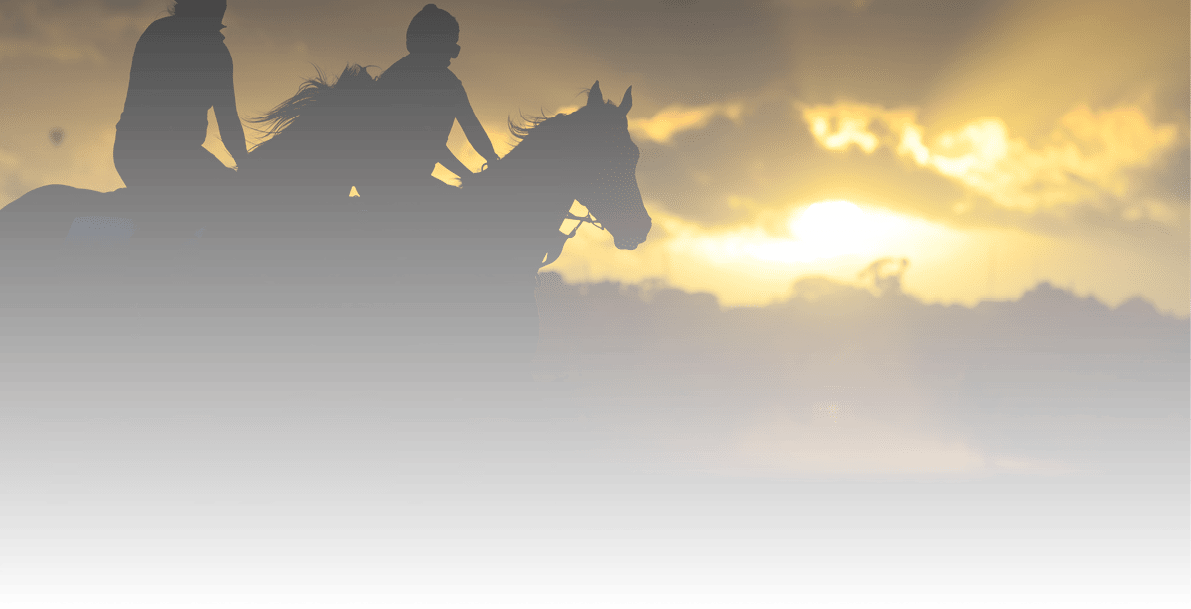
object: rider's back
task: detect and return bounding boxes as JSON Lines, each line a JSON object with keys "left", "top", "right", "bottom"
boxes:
{"left": 116, "top": 16, "right": 232, "bottom": 148}
{"left": 373, "top": 54, "right": 467, "bottom": 178}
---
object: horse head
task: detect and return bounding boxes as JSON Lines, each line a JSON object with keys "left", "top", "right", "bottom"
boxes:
{"left": 564, "top": 81, "right": 651, "bottom": 250}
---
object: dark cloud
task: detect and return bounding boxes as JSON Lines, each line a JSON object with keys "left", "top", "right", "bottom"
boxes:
{"left": 633, "top": 84, "right": 1181, "bottom": 256}
{"left": 636, "top": 97, "right": 967, "bottom": 226}
{"left": 528, "top": 0, "right": 792, "bottom": 98}
{"left": 782, "top": 0, "right": 1002, "bottom": 105}
{"left": 777, "top": 0, "right": 902, "bottom": 10}
{"left": 0, "top": 1, "right": 153, "bottom": 60}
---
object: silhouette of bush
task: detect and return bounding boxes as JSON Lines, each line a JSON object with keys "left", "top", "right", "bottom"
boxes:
{"left": 535, "top": 275, "right": 1186, "bottom": 419}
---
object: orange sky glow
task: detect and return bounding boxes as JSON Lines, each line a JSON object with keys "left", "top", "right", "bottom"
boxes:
{"left": 1, "top": 0, "right": 1186, "bottom": 315}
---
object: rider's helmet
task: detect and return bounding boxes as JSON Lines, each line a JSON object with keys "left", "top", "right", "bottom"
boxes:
{"left": 406, "top": 4, "right": 461, "bottom": 58}
{"left": 171, "top": 0, "right": 228, "bottom": 29}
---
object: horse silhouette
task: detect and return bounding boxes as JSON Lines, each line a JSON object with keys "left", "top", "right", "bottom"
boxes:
{"left": 0, "top": 78, "right": 650, "bottom": 378}
{"left": 0, "top": 66, "right": 384, "bottom": 230}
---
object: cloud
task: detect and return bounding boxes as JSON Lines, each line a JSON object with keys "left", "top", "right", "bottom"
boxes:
{"left": 564, "top": 84, "right": 1181, "bottom": 249}
{"left": 622, "top": 96, "right": 949, "bottom": 230}
{"left": 800, "top": 101, "right": 1182, "bottom": 213}
{"left": 629, "top": 102, "right": 745, "bottom": 145}
{"left": 0, "top": 147, "right": 20, "bottom": 171}
{"left": 781, "top": 0, "right": 876, "bottom": 11}
{"left": 0, "top": 144, "right": 28, "bottom": 197}
{"left": 0, "top": 3, "right": 146, "bottom": 64}
{"left": 921, "top": 0, "right": 1189, "bottom": 145}
{"left": 653, "top": 200, "right": 950, "bottom": 268}
{"left": 0, "top": 150, "right": 25, "bottom": 203}
{"left": 677, "top": 90, "right": 1189, "bottom": 271}
{"left": 0, "top": 121, "right": 128, "bottom": 204}
{"left": 511, "top": 98, "right": 742, "bottom": 153}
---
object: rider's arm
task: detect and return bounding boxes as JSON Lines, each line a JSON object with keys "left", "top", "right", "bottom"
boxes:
{"left": 212, "top": 49, "right": 248, "bottom": 168}
{"left": 438, "top": 145, "right": 473, "bottom": 181}
{"left": 455, "top": 86, "right": 499, "bottom": 166}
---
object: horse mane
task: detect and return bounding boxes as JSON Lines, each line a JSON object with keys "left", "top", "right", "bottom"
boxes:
{"left": 507, "top": 111, "right": 551, "bottom": 142}
{"left": 248, "top": 64, "right": 377, "bottom": 137}
{"left": 506, "top": 87, "right": 618, "bottom": 143}
{"left": 471, "top": 89, "right": 624, "bottom": 190}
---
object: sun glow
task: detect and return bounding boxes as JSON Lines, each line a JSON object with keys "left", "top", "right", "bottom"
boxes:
{"left": 710, "top": 199, "right": 919, "bottom": 265}
{"left": 786, "top": 200, "right": 906, "bottom": 261}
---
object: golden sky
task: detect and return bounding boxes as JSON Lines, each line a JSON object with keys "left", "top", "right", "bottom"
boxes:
{"left": 1, "top": 0, "right": 1187, "bottom": 315}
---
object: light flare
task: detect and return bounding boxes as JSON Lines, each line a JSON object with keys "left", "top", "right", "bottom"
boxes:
{"left": 688, "top": 200, "right": 922, "bottom": 265}
{"left": 786, "top": 200, "right": 905, "bottom": 261}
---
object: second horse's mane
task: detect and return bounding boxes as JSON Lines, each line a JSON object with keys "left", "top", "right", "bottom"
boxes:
{"left": 247, "top": 64, "right": 380, "bottom": 138}
{"left": 240, "top": 63, "right": 588, "bottom": 245}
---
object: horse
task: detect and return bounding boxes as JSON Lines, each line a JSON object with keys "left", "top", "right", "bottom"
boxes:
{"left": 0, "top": 64, "right": 376, "bottom": 247}
{"left": 0, "top": 76, "right": 650, "bottom": 381}
{"left": 230, "top": 76, "right": 651, "bottom": 373}
{"left": 402, "top": 80, "right": 650, "bottom": 370}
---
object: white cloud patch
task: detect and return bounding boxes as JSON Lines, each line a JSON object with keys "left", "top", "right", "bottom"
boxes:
{"left": 800, "top": 101, "right": 1181, "bottom": 213}
{"left": 540, "top": 100, "right": 744, "bottom": 148}
{"left": 629, "top": 102, "right": 744, "bottom": 145}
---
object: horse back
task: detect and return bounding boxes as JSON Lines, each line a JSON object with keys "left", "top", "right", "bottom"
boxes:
{"left": 0, "top": 184, "right": 117, "bottom": 246}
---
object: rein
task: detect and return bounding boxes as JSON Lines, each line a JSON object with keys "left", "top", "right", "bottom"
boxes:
{"left": 540, "top": 209, "right": 604, "bottom": 269}
{"left": 471, "top": 162, "right": 606, "bottom": 269}
{"left": 564, "top": 210, "right": 604, "bottom": 232}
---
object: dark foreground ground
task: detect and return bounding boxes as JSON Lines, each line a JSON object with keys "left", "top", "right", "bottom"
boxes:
{"left": 0, "top": 378, "right": 1186, "bottom": 526}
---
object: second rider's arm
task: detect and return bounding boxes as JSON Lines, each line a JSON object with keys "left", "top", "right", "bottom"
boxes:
{"left": 455, "top": 87, "right": 499, "bottom": 166}
{"left": 213, "top": 53, "right": 248, "bottom": 170}
{"left": 438, "top": 145, "right": 473, "bottom": 182}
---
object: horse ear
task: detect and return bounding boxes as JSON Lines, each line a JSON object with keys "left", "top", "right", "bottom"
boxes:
{"left": 619, "top": 86, "right": 632, "bottom": 115}
{"left": 587, "top": 81, "right": 603, "bottom": 107}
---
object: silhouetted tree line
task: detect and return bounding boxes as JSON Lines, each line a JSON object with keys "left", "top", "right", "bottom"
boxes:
{"left": 533, "top": 269, "right": 1191, "bottom": 421}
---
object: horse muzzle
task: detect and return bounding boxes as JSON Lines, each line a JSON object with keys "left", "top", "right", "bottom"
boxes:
{"left": 612, "top": 215, "right": 651, "bottom": 250}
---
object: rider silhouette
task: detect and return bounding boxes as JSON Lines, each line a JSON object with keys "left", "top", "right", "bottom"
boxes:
{"left": 365, "top": 4, "right": 499, "bottom": 198}
{"left": 113, "top": 0, "right": 247, "bottom": 190}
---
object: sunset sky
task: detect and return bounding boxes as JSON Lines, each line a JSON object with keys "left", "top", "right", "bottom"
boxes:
{"left": 1, "top": 0, "right": 1187, "bottom": 315}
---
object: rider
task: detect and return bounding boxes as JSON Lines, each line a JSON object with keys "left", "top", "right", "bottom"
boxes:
{"left": 367, "top": 4, "right": 500, "bottom": 199}
{"left": 113, "top": 0, "right": 247, "bottom": 190}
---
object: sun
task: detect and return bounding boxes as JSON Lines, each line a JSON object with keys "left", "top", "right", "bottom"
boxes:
{"left": 790, "top": 200, "right": 886, "bottom": 257}
{"left": 680, "top": 199, "right": 919, "bottom": 268}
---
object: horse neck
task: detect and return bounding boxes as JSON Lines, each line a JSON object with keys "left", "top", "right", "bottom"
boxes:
{"left": 240, "top": 132, "right": 345, "bottom": 200}
{"left": 473, "top": 153, "right": 578, "bottom": 209}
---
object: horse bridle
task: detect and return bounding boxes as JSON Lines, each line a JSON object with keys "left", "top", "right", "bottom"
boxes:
{"left": 539, "top": 209, "right": 604, "bottom": 269}
{"left": 474, "top": 161, "right": 608, "bottom": 269}
{"left": 564, "top": 209, "right": 604, "bottom": 233}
